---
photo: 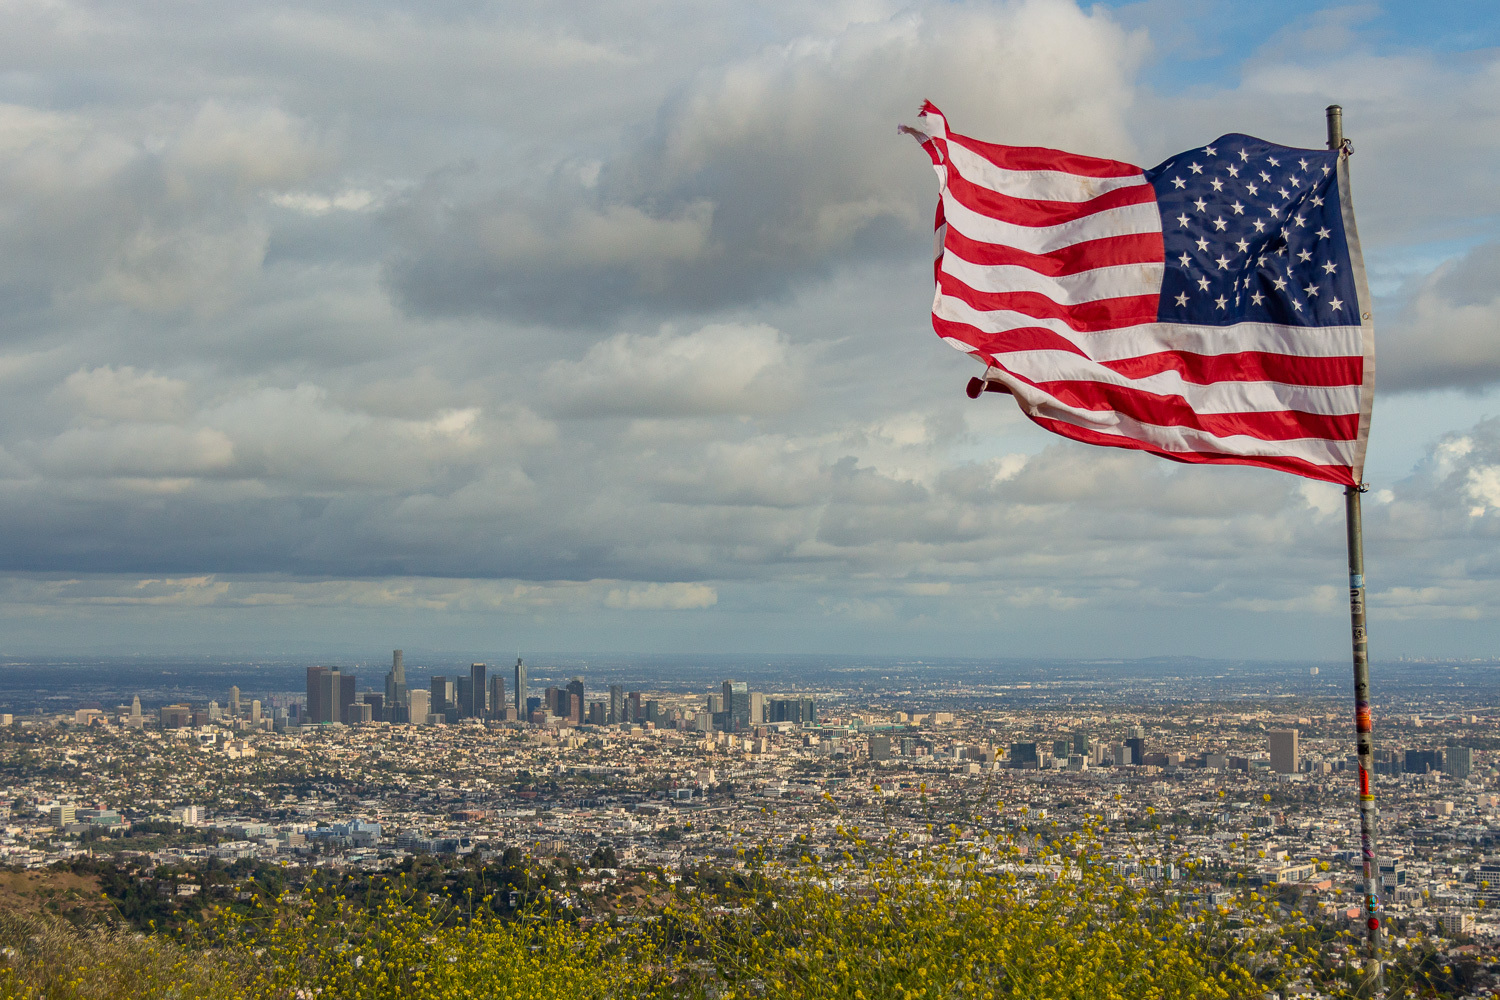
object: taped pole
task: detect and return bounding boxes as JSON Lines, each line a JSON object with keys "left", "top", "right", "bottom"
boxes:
{"left": 1329, "top": 102, "right": 1382, "bottom": 992}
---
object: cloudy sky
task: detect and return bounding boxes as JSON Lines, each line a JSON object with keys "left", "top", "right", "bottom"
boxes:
{"left": 1, "top": 0, "right": 1498, "bottom": 659}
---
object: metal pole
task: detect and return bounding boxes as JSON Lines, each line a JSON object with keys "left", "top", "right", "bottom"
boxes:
{"left": 1330, "top": 102, "right": 1381, "bottom": 991}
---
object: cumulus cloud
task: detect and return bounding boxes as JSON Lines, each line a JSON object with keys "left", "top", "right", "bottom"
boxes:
{"left": 384, "top": 0, "right": 1144, "bottom": 325}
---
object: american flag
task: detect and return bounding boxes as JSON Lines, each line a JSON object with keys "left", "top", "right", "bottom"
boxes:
{"left": 903, "top": 102, "right": 1375, "bottom": 486}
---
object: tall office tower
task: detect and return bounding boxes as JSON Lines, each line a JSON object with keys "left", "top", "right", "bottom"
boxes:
{"left": 338, "top": 673, "right": 357, "bottom": 724}
{"left": 1125, "top": 736, "right": 1146, "bottom": 765}
{"left": 799, "top": 696, "right": 816, "bottom": 724}
{"left": 456, "top": 676, "right": 474, "bottom": 718}
{"left": 488, "top": 676, "right": 506, "bottom": 721}
{"left": 1009, "top": 743, "right": 1040, "bottom": 768}
{"left": 706, "top": 693, "right": 724, "bottom": 715}
{"left": 1268, "top": 729, "right": 1300, "bottom": 774}
{"left": 364, "top": 692, "right": 384, "bottom": 723}
{"left": 568, "top": 693, "right": 583, "bottom": 725}
{"left": 306, "top": 666, "right": 330, "bottom": 724}
{"left": 130, "top": 695, "right": 142, "bottom": 720}
{"left": 627, "top": 691, "right": 642, "bottom": 723}
{"left": 1128, "top": 725, "right": 1146, "bottom": 741}
{"left": 1405, "top": 748, "right": 1443, "bottom": 774}
{"left": 250, "top": 700, "right": 262, "bottom": 723}
{"left": 470, "top": 664, "right": 488, "bottom": 718}
{"left": 430, "top": 677, "right": 453, "bottom": 717}
{"left": 229, "top": 686, "right": 241, "bottom": 719}
{"left": 566, "top": 678, "right": 585, "bottom": 718}
{"left": 1444, "top": 746, "right": 1474, "bottom": 779}
{"left": 1072, "top": 732, "right": 1089, "bottom": 755}
{"left": 609, "top": 684, "right": 624, "bottom": 724}
{"left": 588, "top": 701, "right": 606, "bottom": 726}
{"left": 1052, "top": 739, "right": 1071, "bottom": 759}
{"left": 749, "top": 692, "right": 765, "bottom": 726}
{"left": 386, "top": 650, "right": 407, "bottom": 724}
{"left": 408, "top": 688, "right": 430, "bottom": 723}
{"left": 513, "top": 658, "right": 527, "bottom": 716}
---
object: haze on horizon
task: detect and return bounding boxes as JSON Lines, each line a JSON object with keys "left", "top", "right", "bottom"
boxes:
{"left": 0, "top": 0, "right": 1499, "bottom": 660}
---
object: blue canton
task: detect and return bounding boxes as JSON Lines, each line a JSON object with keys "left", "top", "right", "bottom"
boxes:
{"left": 1146, "top": 135, "right": 1356, "bottom": 328}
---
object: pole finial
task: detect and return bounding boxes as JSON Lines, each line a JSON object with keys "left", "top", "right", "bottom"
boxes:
{"left": 1326, "top": 105, "right": 1344, "bottom": 151}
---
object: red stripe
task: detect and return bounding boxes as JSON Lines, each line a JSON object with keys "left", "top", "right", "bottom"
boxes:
{"left": 1018, "top": 375, "right": 1359, "bottom": 442}
{"left": 934, "top": 317, "right": 1087, "bottom": 359}
{"left": 945, "top": 229, "right": 1164, "bottom": 275}
{"left": 947, "top": 133, "right": 1141, "bottom": 178}
{"left": 945, "top": 170, "right": 1156, "bottom": 228}
{"left": 1028, "top": 416, "right": 1356, "bottom": 486}
{"left": 1100, "top": 351, "right": 1364, "bottom": 388}
{"left": 938, "top": 273, "right": 1160, "bottom": 332}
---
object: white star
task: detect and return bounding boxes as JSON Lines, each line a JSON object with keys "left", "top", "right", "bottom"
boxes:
{"left": 1298, "top": 158, "right": 1310, "bottom": 171}
{"left": 1235, "top": 239, "right": 1250, "bottom": 253}
{"left": 1293, "top": 214, "right": 1306, "bottom": 227}
{"left": 1267, "top": 156, "right": 1280, "bottom": 166}
{"left": 1329, "top": 297, "right": 1343, "bottom": 311}
{"left": 1177, "top": 213, "right": 1190, "bottom": 228}
{"left": 1311, "top": 195, "right": 1324, "bottom": 207}
{"left": 1193, "top": 197, "right": 1208, "bottom": 212}
{"left": 1250, "top": 291, "right": 1265, "bottom": 306}
{"left": 1297, "top": 249, "right": 1313, "bottom": 263}
{"left": 1322, "top": 164, "right": 1331, "bottom": 175}
{"left": 1230, "top": 201, "right": 1245, "bottom": 215}
{"left": 1204, "top": 145, "right": 1217, "bottom": 156}
{"left": 1210, "top": 178, "right": 1224, "bottom": 192}
{"left": 1304, "top": 283, "right": 1320, "bottom": 298}
{"left": 1278, "top": 187, "right": 1291, "bottom": 200}
{"left": 1178, "top": 252, "right": 1192, "bottom": 267}
{"left": 1322, "top": 260, "right": 1338, "bottom": 275}
{"left": 1213, "top": 217, "right": 1227, "bottom": 231}
{"left": 1195, "top": 238, "right": 1210, "bottom": 253}
{"left": 1215, "top": 295, "right": 1228, "bottom": 310}
{"left": 1259, "top": 171, "right": 1272, "bottom": 183}
{"left": 1272, "top": 276, "right": 1288, "bottom": 291}
{"left": 1257, "top": 255, "right": 1267, "bottom": 266}
{"left": 1227, "top": 165, "right": 1239, "bottom": 177}
{"left": 1267, "top": 205, "right": 1280, "bottom": 218}
{"left": 1252, "top": 220, "right": 1266, "bottom": 233}
{"left": 1281, "top": 228, "right": 1290, "bottom": 240}
{"left": 1172, "top": 176, "right": 1186, "bottom": 189}
{"left": 1175, "top": 292, "right": 1189, "bottom": 307}
{"left": 1315, "top": 227, "right": 1331, "bottom": 240}
{"left": 1189, "top": 162, "right": 1204, "bottom": 174}
{"left": 1291, "top": 299, "right": 1303, "bottom": 312}
{"left": 1239, "top": 150, "right": 1250, "bottom": 162}
{"left": 1197, "top": 276, "right": 1211, "bottom": 291}
{"left": 1215, "top": 255, "right": 1231, "bottom": 270}
{"left": 1246, "top": 182, "right": 1259, "bottom": 196}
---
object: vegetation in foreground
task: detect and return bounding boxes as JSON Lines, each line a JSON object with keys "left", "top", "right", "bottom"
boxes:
{"left": 0, "top": 828, "right": 1482, "bottom": 998}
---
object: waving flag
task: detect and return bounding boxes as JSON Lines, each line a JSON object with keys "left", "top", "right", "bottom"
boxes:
{"left": 902, "top": 102, "right": 1375, "bottom": 486}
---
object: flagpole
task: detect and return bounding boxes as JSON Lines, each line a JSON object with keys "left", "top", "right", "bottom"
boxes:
{"left": 1329, "top": 102, "right": 1382, "bottom": 993}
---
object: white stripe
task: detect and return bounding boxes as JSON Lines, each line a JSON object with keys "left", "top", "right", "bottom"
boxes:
{"left": 988, "top": 349, "right": 1360, "bottom": 415}
{"left": 941, "top": 191, "right": 1160, "bottom": 254}
{"left": 946, "top": 140, "right": 1146, "bottom": 203}
{"left": 943, "top": 250, "right": 1161, "bottom": 305}
{"left": 935, "top": 294, "right": 1366, "bottom": 360}
{"left": 1033, "top": 403, "right": 1356, "bottom": 467}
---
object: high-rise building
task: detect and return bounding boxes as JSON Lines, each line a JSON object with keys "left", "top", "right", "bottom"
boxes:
{"left": 363, "top": 692, "right": 384, "bottom": 723}
{"left": 1406, "top": 749, "right": 1444, "bottom": 774}
{"left": 470, "top": 664, "right": 488, "bottom": 718}
{"left": 338, "top": 674, "right": 357, "bottom": 724}
{"left": 608, "top": 685, "right": 624, "bottom": 724}
{"left": 306, "top": 666, "right": 330, "bottom": 724}
{"left": 566, "top": 677, "right": 585, "bottom": 718}
{"left": 1269, "top": 729, "right": 1300, "bottom": 774}
{"left": 869, "top": 735, "right": 893, "bottom": 761}
{"left": 1444, "top": 746, "right": 1473, "bottom": 779}
{"left": 385, "top": 650, "right": 407, "bottom": 724}
{"left": 1072, "top": 732, "right": 1089, "bottom": 755}
{"left": 431, "top": 677, "right": 454, "bottom": 717}
{"left": 588, "top": 701, "right": 606, "bottom": 725}
{"left": 721, "top": 680, "right": 750, "bottom": 730}
{"left": 1125, "top": 737, "right": 1146, "bottom": 765}
{"left": 229, "top": 686, "right": 241, "bottom": 719}
{"left": 456, "top": 676, "right": 474, "bottom": 718}
{"left": 749, "top": 692, "right": 765, "bottom": 725}
{"left": 627, "top": 691, "right": 643, "bottom": 723}
{"left": 1009, "top": 742, "right": 1039, "bottom": 769}
{"left": 408, "top": 688, "right": 430, "bottom": 723}
{"left": 250, "top": 700, "right": 261, "bottom": 724}
{"left": 513, "top": 658, "right": 527, "bottom": 717}
{"left": 1052, "top": 739, "right": 1071, "bottom": 759}
{"left": 488, "top": 675, "right": 506, "bottom": 720}
{"left": 130, "top": 695, "right": 142, "bottom": 720}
